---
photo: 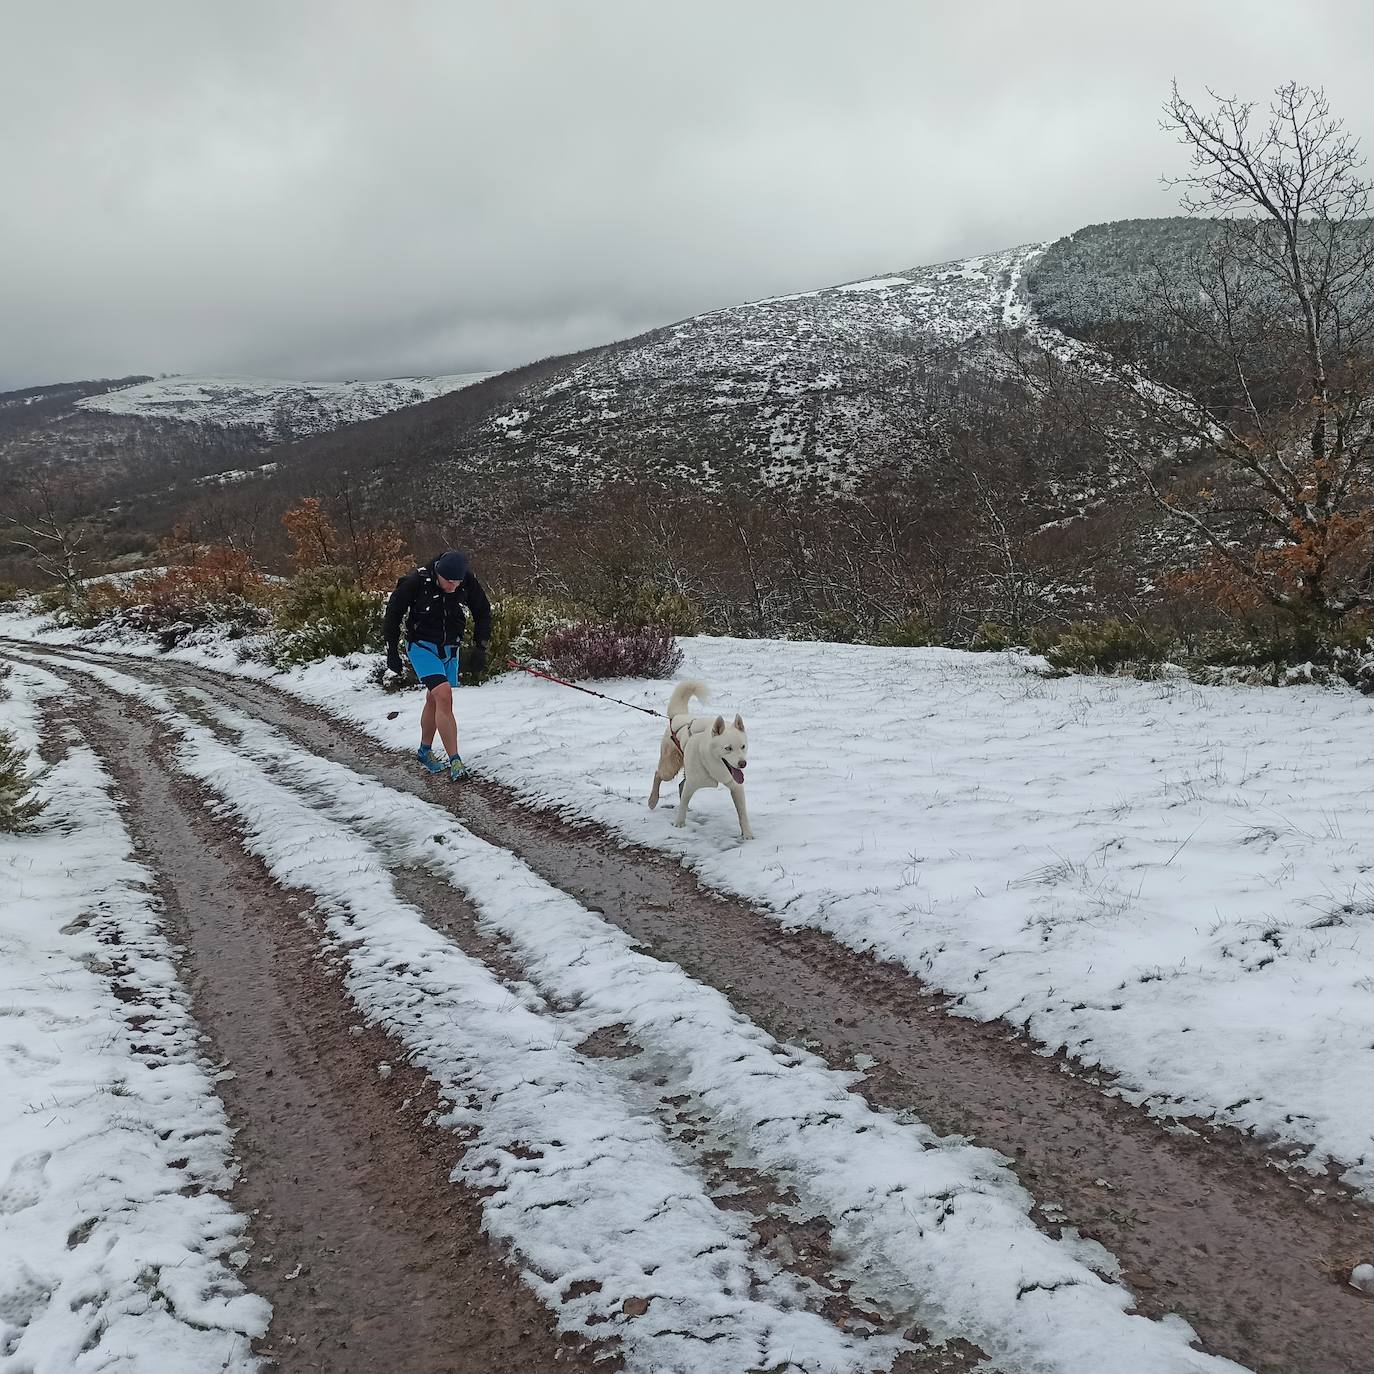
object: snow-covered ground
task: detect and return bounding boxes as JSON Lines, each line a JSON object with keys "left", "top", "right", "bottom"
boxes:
{"left": 5, "top": 611, "right": 1371, "bottom": 1202}
{"left": 0, "top": 663, "right": 268, "bottom": 1370}
{"left": 75, "top": 371, "right": 495, "bottom": 435}
{"left": 11, "top": 646, "right": 1247, "bottom": 1374}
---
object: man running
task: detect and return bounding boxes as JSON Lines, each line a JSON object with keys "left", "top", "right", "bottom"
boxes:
{"left": 384, "top": 550, "right": 491, "bottom": 780}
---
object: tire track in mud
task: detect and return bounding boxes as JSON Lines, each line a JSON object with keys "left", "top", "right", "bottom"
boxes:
{"left": 12, "top": 641, "right": 1374, "bottom": 1374}
{"left": 33, "top": 674, "right": 612, "bottom": 1374}
{"left": 30, "top": 652, "right": 997, "bottom": 1373}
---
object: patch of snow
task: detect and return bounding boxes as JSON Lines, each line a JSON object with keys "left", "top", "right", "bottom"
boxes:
{"left": 76, "top": 372, "right": 494, "bottom": 436}
{"left": 31, "top": 649, "right": 1247, "bottom": 1374}
{"left": 35, "top": 656, "right": 905, "bottom": 1373}
{"left": 836, "top": 276, "right": 913, "bottom": 293}
{"left": 14, "top": 611, "right": 1366, "bottom": 1200}
{"left": 0, "top": 663, "right": 268, "bottom": 1370}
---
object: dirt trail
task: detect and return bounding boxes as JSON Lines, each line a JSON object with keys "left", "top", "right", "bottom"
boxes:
{"left": 12, "top": 640, "right": 1374, "bottom": 1374}
{"left": 37, "top": 674, "right": 609, "bottom": 1374}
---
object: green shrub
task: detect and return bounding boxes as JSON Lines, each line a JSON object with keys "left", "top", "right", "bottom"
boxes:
{"left": 36, "top": 585, "right": 74, "bottom": 616}
{"left": 0, "top": 582, "right": 19, "bottom": 606}
{"left": 1024, "top": 624, "right": 1065, "bottom": 657}
{"left": 269, "top": 568, "right": 384, "bottom": 667}
{"left": 1194, "top": 617, "right": 1368, "bottom": 668}
{"left": 469, "top": 595, "right": 579, "bottom": 684}
{"left": 874, "top": 617, "right": 937, "bottom": 648}
{"left": 970, "top": 621, "right": 1015, "bottom": 652}
{"left": 0, "top": 728, "right": 45, "bottom": 833}
{"left": 1187, "top": 616, "right": 1374, "bottom": 691}
{"left": 590, "top": 582, "right": 704, "bottom": 636}
{"left": 1043, "top": 619, "right": 1170, "bottom": 675}
{"left": 809, "top": 610, "right": 864, "bottom": 643}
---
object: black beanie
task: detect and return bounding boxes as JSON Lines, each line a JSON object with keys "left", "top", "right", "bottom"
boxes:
{"left": 434, "top": 550, "right": 469, "bottom": 582}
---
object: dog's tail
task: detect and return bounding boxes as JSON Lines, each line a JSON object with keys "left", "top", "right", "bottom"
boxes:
{"left": 666, "top": 680, "right": 708, "bottom": 719}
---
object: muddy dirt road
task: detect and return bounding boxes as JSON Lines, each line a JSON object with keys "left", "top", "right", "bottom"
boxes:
{"left": 5, "top": 638, "right": 1371, "bottom": 1374}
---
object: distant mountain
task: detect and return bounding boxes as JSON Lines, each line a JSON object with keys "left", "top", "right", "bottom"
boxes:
{"left": 3, "top": 220, "right": 1246, "bottom": 563}
{"left": 0, "top": 376, "right": 152, "bottom": 440}
{"left": 0, "top": 370, "right": 497, "bottom": 529}
{"left": 240, "top": 240, "right": 1097, "bottom": 523}
{"left": 74, "top": 372, "right": 495, "bottom": 442}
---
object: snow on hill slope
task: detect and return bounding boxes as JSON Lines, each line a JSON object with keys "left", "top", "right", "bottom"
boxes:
{"left": 78, "top": 371, "right": 495, "bottom": 440}
{"left": 450, "top": 242, "right": 1062, "bottom": 494}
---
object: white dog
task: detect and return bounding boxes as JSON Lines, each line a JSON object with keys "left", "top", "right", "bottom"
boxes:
{"left": 647, "top": 681, "right": 753, "bottom": 840}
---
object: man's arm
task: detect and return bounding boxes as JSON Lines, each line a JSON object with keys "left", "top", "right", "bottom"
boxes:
{"left": 464, "top": 572, "right": 493, "bottom": 646}
{"left": 463, "top": 572, "right": 493, "bottom": 678}
{"left": 383, "top": 570, "right": 420, "bottom": 668}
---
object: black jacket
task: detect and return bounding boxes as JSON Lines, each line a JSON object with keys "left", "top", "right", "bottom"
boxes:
{"left": 384, "top": 559, "right": 492, "bottom": 653}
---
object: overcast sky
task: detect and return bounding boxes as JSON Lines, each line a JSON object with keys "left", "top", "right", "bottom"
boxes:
{"left": 4, "top": 0, "right": 1373, "bottom": 390}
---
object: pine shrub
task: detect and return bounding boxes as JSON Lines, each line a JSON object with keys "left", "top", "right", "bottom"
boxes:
{"left": 970, "top": 622, "right": 1016, "bottom": 652}
{"left": 0, "top": 728, "right": 45, "bottom": 833}
{"left": 269, "top": 567, "right": 383, "bottom": 666}
{"left": 874, "top": 617, "right": 937, "bottom": 648}
{"left": 597, "top": 586, "right": 703, "bottom": 636}
{"left": 1043, "top": 619, "right": 1169, "bottom": 674}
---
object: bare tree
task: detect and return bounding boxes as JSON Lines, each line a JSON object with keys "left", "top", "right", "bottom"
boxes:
{"left": 3, "top": 475, "right": 92, "bottom": 592}
{"left": 1020, "top": 82, "right": 1374, "bottom": 622}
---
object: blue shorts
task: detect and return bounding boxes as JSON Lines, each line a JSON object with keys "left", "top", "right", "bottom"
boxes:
{"left": 407, "top": 639, "right": 459, "bottom": 689}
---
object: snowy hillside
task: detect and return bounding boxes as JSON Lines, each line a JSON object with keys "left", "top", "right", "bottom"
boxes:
{"left": 454, "top": 243, "right": 1056, "bottom": 493}
{"left": 0, "top": 369, "right": 498, "bottom": 542}
{"left": 77, "top": 370, "right": 495, "bottom": 441}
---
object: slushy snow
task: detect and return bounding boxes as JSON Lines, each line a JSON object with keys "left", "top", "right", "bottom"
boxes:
{"left": 0, "top": 662, "right": 268, "bottom": 1371}
{"left": 5, "top": 612, "right": 1366, "bottom": 1198}
{"left": 24, "top": 648, "right": 1249, "bottom": 1373}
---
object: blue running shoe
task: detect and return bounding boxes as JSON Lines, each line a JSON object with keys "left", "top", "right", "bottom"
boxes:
{"left": 417, "top": 744, "right": 445, "bottom": 775}
{"left": 448, "top": 755, "right": 469, "bottom": 782}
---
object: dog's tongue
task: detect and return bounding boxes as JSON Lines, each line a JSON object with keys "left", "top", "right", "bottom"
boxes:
{"left": 727, "top": 763, "right": 745, "bottom": 784}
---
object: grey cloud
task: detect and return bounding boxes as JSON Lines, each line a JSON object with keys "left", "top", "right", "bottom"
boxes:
{"left": 4, "top": 0, "right": 1373, "bottom": 388}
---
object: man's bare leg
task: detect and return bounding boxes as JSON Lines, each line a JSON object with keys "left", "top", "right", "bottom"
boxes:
{"left": 427, "top": 683, "right": 459, "bottom": 759}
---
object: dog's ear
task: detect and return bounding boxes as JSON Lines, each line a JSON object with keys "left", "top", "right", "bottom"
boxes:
{"left": 733, "top": 713, "right": 745, "bottom": 731}
{"left": 712, "top": 715, "right": 726, "bottom": 735}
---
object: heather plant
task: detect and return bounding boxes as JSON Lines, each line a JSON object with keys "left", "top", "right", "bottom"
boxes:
{"left": 468, "top": 595, "right": 578, "bottom": 684}
{"left": 536, "top": 622, "right": 683, "bottom": 681}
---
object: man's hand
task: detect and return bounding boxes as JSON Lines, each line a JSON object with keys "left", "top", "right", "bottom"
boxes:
{"left": 386, "top": 645, "right": 404, "bottom": 676}
{"left": 467, "top": 641, "right": 488, "bottom": 679}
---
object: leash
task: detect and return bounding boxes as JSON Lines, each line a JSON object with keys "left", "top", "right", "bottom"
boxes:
{"left": 506, "top": 660, "right": 667, "bottom": 720}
